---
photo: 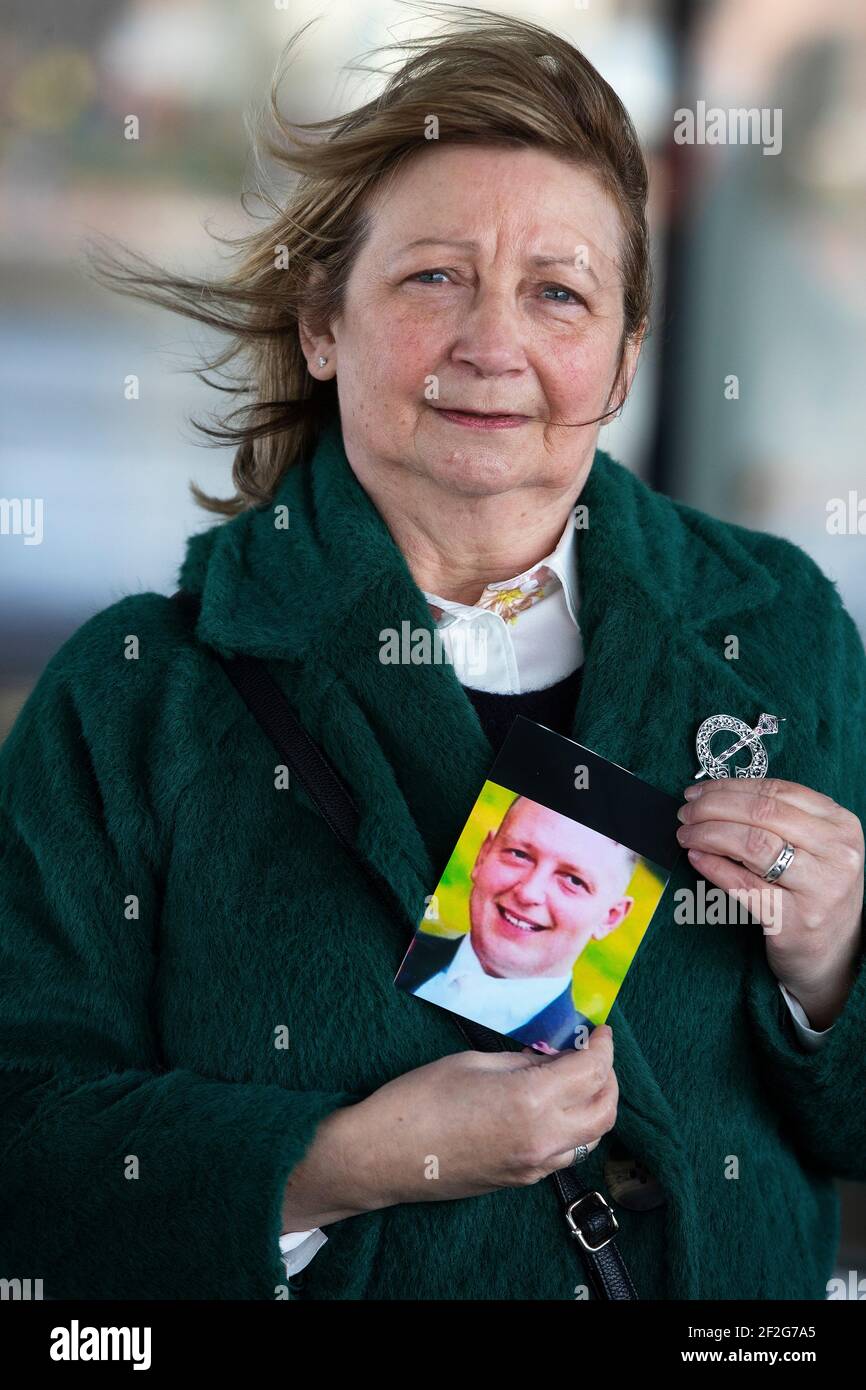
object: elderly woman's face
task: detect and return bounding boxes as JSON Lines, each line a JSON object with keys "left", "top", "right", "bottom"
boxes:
{"left": 326, "top": 143, "right": 639, "bottom": 496}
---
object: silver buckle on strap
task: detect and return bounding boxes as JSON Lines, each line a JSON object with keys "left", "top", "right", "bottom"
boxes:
{"left": 565, "top": 1190, "right": 619, "bottom": 1252}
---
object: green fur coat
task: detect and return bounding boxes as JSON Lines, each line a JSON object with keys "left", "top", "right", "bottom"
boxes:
{"left": 1, "top": 414, "right": 864, "bottom": 1300}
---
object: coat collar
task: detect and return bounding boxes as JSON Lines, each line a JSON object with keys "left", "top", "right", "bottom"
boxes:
{"left": 178, "top": 409, "right": 788, "bottom": 904}
{"left": 181, "top": 410, "right": 780, "bottom": 667}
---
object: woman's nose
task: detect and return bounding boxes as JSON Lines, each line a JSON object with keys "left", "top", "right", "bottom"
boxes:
{"left": 451, "top": 291, "right": 529, "bottom": 376}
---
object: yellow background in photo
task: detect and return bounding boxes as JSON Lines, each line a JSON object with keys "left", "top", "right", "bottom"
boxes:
{"left": 420, "top": 780, "right": 667, "bottom": 1025}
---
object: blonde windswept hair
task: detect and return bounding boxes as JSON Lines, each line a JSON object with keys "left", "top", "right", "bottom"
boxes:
{"left": 85, "top": 1, "right": 652, "bottom": 518}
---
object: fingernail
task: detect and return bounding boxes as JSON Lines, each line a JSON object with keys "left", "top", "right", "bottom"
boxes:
{"left": 683, "top": 785, "right": 701, "bottom": 799}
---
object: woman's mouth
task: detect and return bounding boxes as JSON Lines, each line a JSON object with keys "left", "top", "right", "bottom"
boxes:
{"left": 436, "top": 407, "right": 531, "bottom": 431}
{"left": 497, "top": 904, "right": 550, "bottom": 933}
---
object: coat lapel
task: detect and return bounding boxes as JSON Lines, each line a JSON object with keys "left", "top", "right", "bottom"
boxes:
{"left": 569, "top": 448, "right": 786, "bottom": 784}
{"left": 183, "top": 414, "right": 795, "bottom": 1299}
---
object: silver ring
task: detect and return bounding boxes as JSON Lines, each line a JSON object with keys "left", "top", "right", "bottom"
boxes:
{"left": 572, "top": 1144, "right": 589, "bottom": 1166}
{"left": 762, "top": 841, "right": 795, "bottom": 883}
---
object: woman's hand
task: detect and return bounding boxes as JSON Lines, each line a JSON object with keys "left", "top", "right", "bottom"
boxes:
{"left": 676, "top": 777, "right": 865, "bottom": 1030}
{"left": 281, "top": 1026, "right": 616, "bottom": 1231}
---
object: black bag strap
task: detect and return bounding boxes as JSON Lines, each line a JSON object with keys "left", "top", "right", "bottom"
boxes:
{"left": 171, "top": 587, "right": 638, "bottom": 1301}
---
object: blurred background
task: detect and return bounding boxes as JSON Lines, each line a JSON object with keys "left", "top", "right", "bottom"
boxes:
{"left": 1, "top": 0, "right": 865, "bottom": 1281}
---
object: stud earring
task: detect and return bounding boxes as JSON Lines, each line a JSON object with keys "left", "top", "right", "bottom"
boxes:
{"left": 317, "top": 356, "right": 328, "bottom": 368}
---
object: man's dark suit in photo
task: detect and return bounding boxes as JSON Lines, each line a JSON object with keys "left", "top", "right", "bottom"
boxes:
{"left": 398, "top": 928, "right": 593, "bottom": 1049}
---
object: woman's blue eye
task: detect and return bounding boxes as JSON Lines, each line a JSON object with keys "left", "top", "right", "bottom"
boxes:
{"left": 412, "top": 270, "right": 450, "bottom": 283}
{"left": 542, "top": 284, "right": 582, "bottom": 304}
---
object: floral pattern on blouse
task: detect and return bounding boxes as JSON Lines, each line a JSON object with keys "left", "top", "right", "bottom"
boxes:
{"left": 427, "top": 562, "right": 560, "bottom": 625}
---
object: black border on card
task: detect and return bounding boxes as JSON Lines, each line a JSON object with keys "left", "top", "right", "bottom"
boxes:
{"left": 490, "top": 716, "right": 683, "bottom": 871}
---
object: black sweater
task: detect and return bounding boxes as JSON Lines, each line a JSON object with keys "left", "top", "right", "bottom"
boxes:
{"left": 461, "top": 663, "right": 584, "bottom": 753}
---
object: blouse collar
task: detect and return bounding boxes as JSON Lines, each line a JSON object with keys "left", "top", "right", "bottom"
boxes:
{"left": 423, "top": 510, "right": 579, "bottom": 630}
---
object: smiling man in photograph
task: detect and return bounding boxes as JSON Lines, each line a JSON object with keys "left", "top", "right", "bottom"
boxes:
{"left": 399, "top": 794, "right": 637, "bottom": 1049}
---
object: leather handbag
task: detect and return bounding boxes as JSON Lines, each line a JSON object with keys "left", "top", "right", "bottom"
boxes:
{"left": 172, "top": 587, "right": 638, "bottom": 1300}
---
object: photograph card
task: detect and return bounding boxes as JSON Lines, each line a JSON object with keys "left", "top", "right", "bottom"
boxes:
{"left": 395, "top": 716, "right": 683, "bottom": 1050}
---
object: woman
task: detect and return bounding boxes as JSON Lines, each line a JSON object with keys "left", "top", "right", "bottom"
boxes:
{"left": 1, "top": 10, "right": 864, "bottom": 1302}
